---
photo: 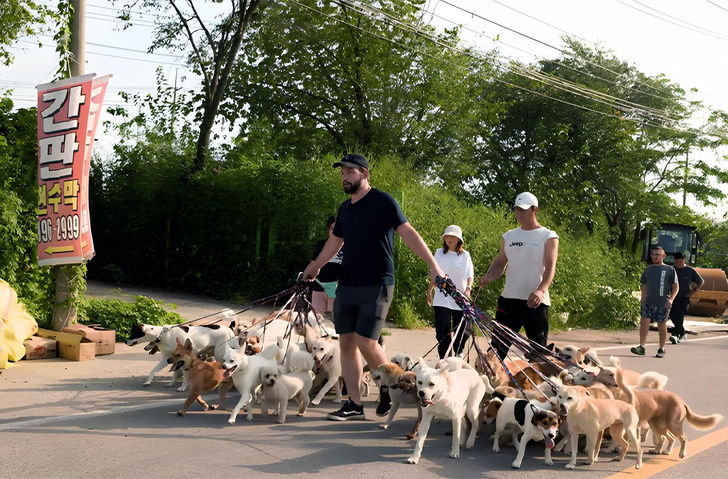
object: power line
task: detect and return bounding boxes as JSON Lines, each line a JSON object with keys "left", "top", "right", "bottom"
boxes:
{"left": 633, "top": 0, "right": 728, "bottom": 38}
{"left": 14, "top": 40, "right": 187, "bottom": 67}
{"left": 285, "top": 0, "right": 710, "bottom": 139}
{"left": 343, "top": 0, "right": 688, "bottom": 125}
{"left": 615, "top": 0, "right": 728, "bottom": 40}
{"left": 706, "top": 0, "right": 728, "bottom": 14}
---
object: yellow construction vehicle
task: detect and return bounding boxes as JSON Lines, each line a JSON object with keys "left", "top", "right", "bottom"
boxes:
{"left": 642, "top": 223, "right": 728, "bottom": 318}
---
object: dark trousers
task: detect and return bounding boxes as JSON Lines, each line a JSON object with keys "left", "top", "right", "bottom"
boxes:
{"left": 669, "top": 298, "right": 690, "bottom": 336}
{"left": 434, "top": 306, "right": 469, "bottom": 359}
{"left": 493, "top": 296, "right": 549, "bottom": 359}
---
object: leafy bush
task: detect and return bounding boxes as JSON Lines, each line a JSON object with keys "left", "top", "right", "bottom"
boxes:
{"left": 78, "top": 295, "right": 184, "bottom": 342}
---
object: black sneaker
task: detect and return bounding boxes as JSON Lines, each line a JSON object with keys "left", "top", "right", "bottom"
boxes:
{"left": 327, "top": 399, "right": 365, "bottom": 421}
{"left": 655, "top": 348, "right": 666, "bottom": 358}
{"left": 376, "top": 386, "right": 391, "bottom": 417}
{"left": 630, "top": 345, "right": 646, "bottom": 356}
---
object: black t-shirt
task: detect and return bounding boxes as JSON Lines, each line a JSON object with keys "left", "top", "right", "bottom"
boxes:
{"left": 310, "top": 239, "right": 343, "bottom": 291}
{"left": 334, "top": 188, "right": 407, "bottom": 287}
{"left": 675, "top": 265, "right": 703, "bottom": 300}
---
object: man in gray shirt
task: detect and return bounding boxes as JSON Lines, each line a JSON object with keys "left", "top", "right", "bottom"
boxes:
{"left": 631, "top": 246, "right": 678, "bottom": 358}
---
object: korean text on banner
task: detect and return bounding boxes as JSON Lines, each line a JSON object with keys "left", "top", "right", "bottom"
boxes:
{"left": 36, "top": 74, "right": 111, "bottom": 266}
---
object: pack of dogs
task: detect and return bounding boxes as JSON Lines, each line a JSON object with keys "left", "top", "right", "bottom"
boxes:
{"left": 128, "top": 319, "right": 724, "bottom": 468}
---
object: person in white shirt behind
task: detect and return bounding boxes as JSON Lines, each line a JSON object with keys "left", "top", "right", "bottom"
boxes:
{"left": 479, "top": 192, "right": 559, "bottom": 359}
{"left": 427, "top": 225, "right": 475, "bottom": 359}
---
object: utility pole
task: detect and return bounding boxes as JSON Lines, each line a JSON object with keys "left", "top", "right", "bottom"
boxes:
{"left": 682, "top": 144, "right": 689, "bottom": 207}
{"left": 52, "top": 0, "right": 86, "bottom": 330}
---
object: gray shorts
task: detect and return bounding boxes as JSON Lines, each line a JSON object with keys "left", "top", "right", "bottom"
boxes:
{"left": 333, "top": 285, "right": 393, "bottom": 340}
{"left": 641, "top": 303, "right": 669, "bottom": 323}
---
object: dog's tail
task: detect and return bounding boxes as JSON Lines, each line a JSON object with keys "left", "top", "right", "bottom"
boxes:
{"left": 637, "top": 371, "right": 668, "bottom": 390}
{"left": 615, "top": 367, "right": 636, "bottom": 406}
{"left": 684, "top": 405, "right": 724, "bottom": 431}
{"left": 610, "top": 356, "right": 622, "bottom": 369}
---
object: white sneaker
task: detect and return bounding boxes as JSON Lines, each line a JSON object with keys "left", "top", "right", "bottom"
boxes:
{"left": 679, "top": 334, "right": 687, "bottom": 343}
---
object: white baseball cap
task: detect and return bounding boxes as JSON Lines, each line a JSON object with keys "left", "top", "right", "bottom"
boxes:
{"left": 441, "top": 225, "right": 463, "bottom": 242}
{"left": 514, "top": 192, "right": 538, "bottom": 209}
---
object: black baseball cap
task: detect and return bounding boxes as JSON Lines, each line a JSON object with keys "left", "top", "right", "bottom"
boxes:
{"left": 333, "top": 153, "right": 369, "bottom": 170}
{"left": 674, "top": 252, "right": 685, "bottom": 259}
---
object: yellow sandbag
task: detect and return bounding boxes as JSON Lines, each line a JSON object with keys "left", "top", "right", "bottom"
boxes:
{"left": 0, "top": 279, "right": 39, "bottom": 366}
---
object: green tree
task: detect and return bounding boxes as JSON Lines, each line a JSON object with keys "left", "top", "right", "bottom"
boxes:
{"left": 117, "top": 0, "right": 262, "bottom": 172}
{"left": 227, "top": 0, "right": 498, "bottom": 171}
{"left": 0, "top": 0, "right": 50, "bottom": 66}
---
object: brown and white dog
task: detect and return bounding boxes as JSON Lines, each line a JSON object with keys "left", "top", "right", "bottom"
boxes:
{"left": 375, "top": 362, "right": 421, "bottom": 439}
{"left": 167, "top": 338, "right": 233, "bottom": 416}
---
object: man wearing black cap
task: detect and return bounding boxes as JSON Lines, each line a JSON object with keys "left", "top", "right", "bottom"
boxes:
{"left": 669, "top": 252, "right": 704, "bottom": 344}
{"left": 303, "top": 153, "right": 445, "bottom": 421}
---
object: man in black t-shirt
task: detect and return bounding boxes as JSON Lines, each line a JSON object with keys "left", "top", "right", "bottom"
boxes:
{"left": 303, "top": 153, "right": 444, "bottom": 421}
{"left": 669, "top": 252, "right": 704, "bottom": 344}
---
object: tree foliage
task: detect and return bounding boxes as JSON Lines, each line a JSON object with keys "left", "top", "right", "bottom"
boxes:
{"left": 0, "top": 0, "right": 51, "bottom": 66}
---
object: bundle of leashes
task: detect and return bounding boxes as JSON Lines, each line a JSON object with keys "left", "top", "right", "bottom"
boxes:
{"left": 435, "top": 276, "right": 567, "bottom": 397}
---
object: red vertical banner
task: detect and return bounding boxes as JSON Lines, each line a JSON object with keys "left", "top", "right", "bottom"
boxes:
{"left": 36, "top": 74, "right": 111, "bottom": 266}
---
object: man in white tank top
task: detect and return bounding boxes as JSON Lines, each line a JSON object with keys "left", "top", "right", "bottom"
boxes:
{"left": 479, "top": 192, "right": 559, "bottom": 358}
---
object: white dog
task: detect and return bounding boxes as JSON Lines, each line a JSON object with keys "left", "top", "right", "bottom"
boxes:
{"left": 407, "top": 358, "right": 486, "bottom": 464}
{"left": 310, "top": 336, "right": 342, "bottom": 406}
{"left": 259, "top": 360, "right": 315, "bottom": 424}
{"left": 127, "top": 323, "right": 234, "bottom": 389}
{"left": 222, "top": 339, "right": 280, "bottom": 423}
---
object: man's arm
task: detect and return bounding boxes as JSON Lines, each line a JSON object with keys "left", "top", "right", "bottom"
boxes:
{"left": 302, "top": 236, "right": 344, "bottom": 281}
{"left": 528, "top": 237, "right": 559, "bottom": 308}
{"left": 396, "top": 222, "right": 445, "bottom": 282}
{"left": 479, "top": 237, "right": 507, "bottom": 287}
{"left": 687, "top": 271, "right": 705, "bottom": 298}
{"left": 666, "top": 270, "right": 679, "bottom": 309}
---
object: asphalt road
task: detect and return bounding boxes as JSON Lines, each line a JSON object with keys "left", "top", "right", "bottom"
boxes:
{"left": 1, "top": 282, "right": 727, "bottom": 479}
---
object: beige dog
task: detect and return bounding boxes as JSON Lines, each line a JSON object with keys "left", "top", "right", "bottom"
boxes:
{"left": 406, "top": 358, "right": 486, "bottom": 464}
{"left": 375, "top": 362, "right": 421, "bottom": 439}
{"left": 614, "top": 359, "right": 723, "bottom": 458}
{"left": 556, "top": 368, "right": 643, "bottom": 470}
{"left": 259, "top": 362, "right": 315, "bottom": 424}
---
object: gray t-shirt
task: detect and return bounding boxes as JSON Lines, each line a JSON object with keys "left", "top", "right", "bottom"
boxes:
{"left": 641, "top": 264, "right": 678, "bottom": 307}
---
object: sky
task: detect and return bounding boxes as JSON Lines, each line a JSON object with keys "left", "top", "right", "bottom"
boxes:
{"left": 2, "top": 0, "right": 727, "bottom": 218}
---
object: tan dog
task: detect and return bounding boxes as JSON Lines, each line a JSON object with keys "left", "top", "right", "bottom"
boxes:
{"left": 167, "top": 338, "right": 233, "bottom": 416}
{"left": 556, "top": 369, "right": 643, "bottom": 470}
{"left": 375, "top": 363, "right": 421, "bottom": 439}
{"left": 614, "top": 359, "right": 723, "bottom": 458}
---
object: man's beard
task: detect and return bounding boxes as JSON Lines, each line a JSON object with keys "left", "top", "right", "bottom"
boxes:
{"left": 343, "top": 179, "right": 362, "bottom": 194}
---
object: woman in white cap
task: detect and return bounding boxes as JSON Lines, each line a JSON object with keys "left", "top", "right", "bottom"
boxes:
{"left": 479, "top": 192, "right": 559, "bottom": 359}
{"left": 426, "top": 225, "right": 474, "bottom": 358}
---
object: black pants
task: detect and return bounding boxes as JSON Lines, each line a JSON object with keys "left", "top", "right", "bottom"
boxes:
{"left": 493, "top": 296, "right": 549, "bottom": 359}
{"left": 669, "top": 298, "right": 690, "bottom": 336}
{"left": 434, "top": 306, "right": 469, "bottom": 359}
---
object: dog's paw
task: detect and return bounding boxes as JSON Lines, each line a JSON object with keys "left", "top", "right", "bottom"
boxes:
{"left": 545, "top": 459, "right": 554, "bottom": 466}
{"left": 406, "top": 457, "right": 419, "bottom": 464}
{"left": 611, "top": 457, "right": 622, "bottom": 462}
{"left": 565, "top": 463, "right": 576, "bottom": 470}
{"left": 406, "top": 433, "right": 416, "bottom": 440}
{"left": 310, "top": 399, "right": 321, "bottom": 406}
{"left": 448, "top": 452, "right": 460, "bottom": 459}
{"left": 228, "top": 418, "right": 236, "bottom": 425}
{"left": 511, "top": 461, "right": 521, "bottom": 469}
{"left": 333, "top": 398, "right": 342, "bottom": 404}
{"left": 379, "top": 424, "right": 389, "bottom": 430}
{"left": 176, "top": 386, "right": 186, "bottom": 393}
{"left": 165, "top": 383, "right": 176, "bottom": 388}
{"left": 209, "top": 404, "right": 219, "bottom": 410}
{"left": 177, "top": 410, "right": 184, "bottom": 416}
{"left": 142, "top": 380, "right": 152, "bottom": 387}
{"left": 492, "top": 446, "right": 501, "bottom": 453}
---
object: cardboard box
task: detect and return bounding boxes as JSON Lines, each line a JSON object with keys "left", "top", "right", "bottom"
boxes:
{"left": 63, "top": 324, "right": 116, "bottom": 355}
{"left": 23, "top": 336, "right": 57, "bottom": 360}
{"left": 36, "top": 328, "right": 95, "bottom": 361}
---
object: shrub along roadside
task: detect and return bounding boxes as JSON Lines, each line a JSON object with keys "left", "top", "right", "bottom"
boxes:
{"left": 77, "top": 295, "right": 184, "bottom": 342}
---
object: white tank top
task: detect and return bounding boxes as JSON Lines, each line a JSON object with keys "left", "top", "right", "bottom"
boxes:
{"left": 501, "top": 227, "right": 558, "bottom": 305}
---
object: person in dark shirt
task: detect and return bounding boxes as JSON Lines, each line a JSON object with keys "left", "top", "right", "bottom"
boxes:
{"left": 303, "top": 153, "right": 444, "bottom": 421}
{"left": 669, "top": 252, "right": 704, "bottom": 344}
{"left": 310, "top": 216, "right": 343, "bottom": 315}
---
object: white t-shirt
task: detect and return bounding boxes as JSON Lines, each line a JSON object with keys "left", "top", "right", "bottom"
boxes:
{"left": 433, "top": 248, "right": 474, "bottom": 310}
{"left": 501, "top": 227, "right": 559, "bottom": 305}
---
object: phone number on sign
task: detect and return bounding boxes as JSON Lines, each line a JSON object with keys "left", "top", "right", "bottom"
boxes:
{"left": 38, "top": 215, "right": 80, "bottom": 243}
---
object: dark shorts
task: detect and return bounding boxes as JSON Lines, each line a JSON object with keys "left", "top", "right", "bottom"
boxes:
{"left": 641, "top": 303, "right": 669, "bottom": 323}
{"left": 333, "top": 285, "right": 393, "bottom": 340}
